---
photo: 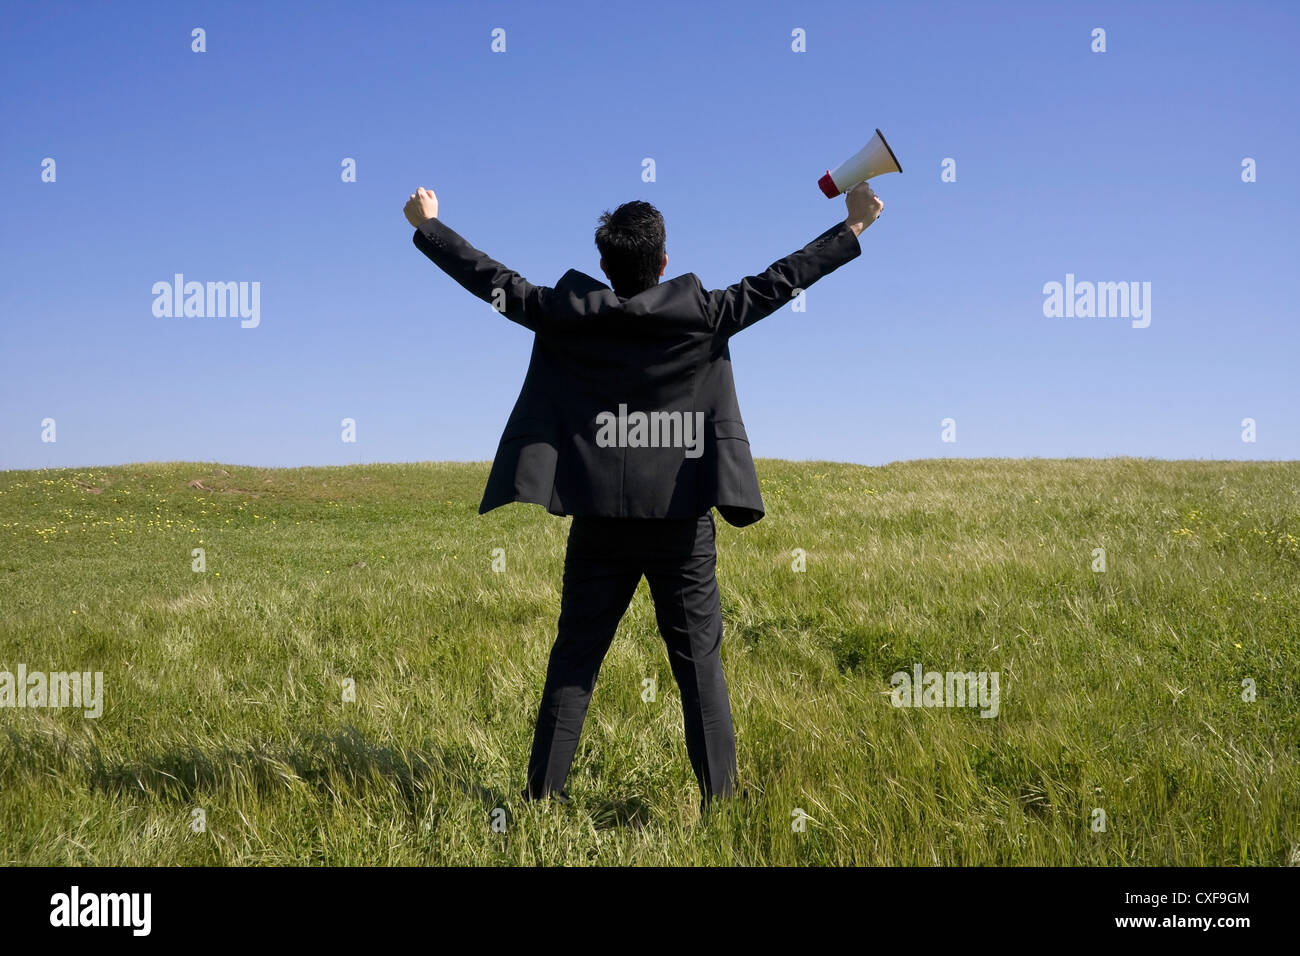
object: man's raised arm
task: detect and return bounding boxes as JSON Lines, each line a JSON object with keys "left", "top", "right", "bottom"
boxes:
{"left": 405, "top": 187, "right": 551, "bottom": 332}
{"left": 704, "top": 182, "right": 884, "bottom": 338}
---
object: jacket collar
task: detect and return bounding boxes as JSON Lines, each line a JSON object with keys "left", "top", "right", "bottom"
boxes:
{"left": 558, "top": 269, "right": 694, "bottom": 301}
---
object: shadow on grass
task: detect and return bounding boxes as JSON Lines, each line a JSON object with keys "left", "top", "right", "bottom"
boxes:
{"left": 4, "top": 724, "right": 667, "bottom": 830}
{"left": 73, "top": 725, "right": 509, "bottom": 816}
{"left": 585, "top": 793, "right": 654, "bottom": 831}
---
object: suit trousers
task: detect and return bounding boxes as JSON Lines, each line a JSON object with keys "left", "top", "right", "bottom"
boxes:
{"left": 524, "top": 511, "right": 739, "bottom": 804}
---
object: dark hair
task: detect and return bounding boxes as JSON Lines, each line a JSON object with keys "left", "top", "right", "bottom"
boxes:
{"left": 594, "top": 200, "right": 665, "bottom": 297}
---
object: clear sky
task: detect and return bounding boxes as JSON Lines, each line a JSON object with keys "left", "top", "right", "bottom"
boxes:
{"left": 2, "top": 0, "right": 1296, "bottom": 471}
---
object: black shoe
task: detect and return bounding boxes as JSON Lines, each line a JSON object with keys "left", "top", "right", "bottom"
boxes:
{"left": 520, "top": 786, "right": 571, "bottom": 805}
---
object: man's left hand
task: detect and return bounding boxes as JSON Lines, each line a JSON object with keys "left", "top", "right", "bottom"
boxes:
{"left": 404, "top": 187, "right": 439, "bottom": 228}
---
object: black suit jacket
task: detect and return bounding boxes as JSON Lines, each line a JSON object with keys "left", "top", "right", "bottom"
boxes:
{"left": 412, "top": 215, "right": 861, "bottom": 526}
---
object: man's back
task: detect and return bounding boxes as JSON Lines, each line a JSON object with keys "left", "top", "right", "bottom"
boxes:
{"left": 411, "top": 214, "right": 864, "bottom": 526}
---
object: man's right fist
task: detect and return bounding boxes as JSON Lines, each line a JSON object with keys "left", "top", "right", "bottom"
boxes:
{"left": 844, "top": 182, "right": 884, "bottom": 236}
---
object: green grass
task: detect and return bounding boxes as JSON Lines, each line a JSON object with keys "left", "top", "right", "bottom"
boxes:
{"left": 1, "top": 458, "right": 1297, "bottom": 865}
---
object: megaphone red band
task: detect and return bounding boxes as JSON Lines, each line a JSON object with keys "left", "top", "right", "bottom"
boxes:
{"left": 817, "top": 171, "right": 839, "bottom": 198}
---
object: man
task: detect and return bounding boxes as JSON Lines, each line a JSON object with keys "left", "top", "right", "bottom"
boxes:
{"left": 404, "top": 183, "right": 883, "bottom": 812}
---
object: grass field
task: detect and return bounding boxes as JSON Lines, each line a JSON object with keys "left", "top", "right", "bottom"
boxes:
{"left": 1, "top": 458, "right": 1297, "bottom": 865}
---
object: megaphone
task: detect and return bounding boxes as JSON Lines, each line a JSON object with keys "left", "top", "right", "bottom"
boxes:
{"left": 817, "top": 128, "right": 902, "bottom": 198}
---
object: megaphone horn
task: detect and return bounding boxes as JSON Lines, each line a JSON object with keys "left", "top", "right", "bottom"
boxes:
{"left": 818, "top": 128, "right": 902, "bottom": 198}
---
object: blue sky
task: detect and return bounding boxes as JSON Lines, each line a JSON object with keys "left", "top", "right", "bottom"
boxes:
{"left": 2, "top": 0, "right": 1296, "bottom": 471}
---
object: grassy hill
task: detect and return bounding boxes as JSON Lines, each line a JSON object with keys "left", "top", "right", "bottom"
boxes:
{"left": 1, "top": 458, "right": 1296, "bottom": 865}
